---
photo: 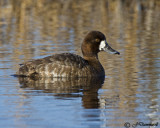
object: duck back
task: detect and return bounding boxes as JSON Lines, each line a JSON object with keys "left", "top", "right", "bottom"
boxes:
{"left": 16, "top": 53, "right": 100, "bottom": 78}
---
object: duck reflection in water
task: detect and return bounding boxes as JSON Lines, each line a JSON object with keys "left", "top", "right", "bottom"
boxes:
{"left": 16, "top": 31, "right": 120, "bottom": 109}
{"left": 18, "top": 76, "right": 105, "bottom": 109}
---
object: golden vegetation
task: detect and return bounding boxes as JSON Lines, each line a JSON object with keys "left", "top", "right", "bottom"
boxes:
{"left": 0, "top": 1, "right": 159, "bottom": 126}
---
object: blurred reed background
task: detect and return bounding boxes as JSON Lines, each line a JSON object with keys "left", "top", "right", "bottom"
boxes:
{"left": 0, "top": 0, "right": 159, "bottom": 127}
{"left": 0, "top": 0, "right": 159, "bottom": 83}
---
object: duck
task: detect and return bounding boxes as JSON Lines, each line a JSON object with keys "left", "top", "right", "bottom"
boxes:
{"left": 16, "top": 31, "right": 120, "bottom": 78}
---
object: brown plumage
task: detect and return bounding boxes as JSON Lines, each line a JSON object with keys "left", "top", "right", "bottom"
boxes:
{"left": 16, "top": 31, "right": 120, "bottom": 78}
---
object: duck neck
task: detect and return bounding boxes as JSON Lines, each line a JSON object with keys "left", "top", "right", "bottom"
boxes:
{"left": 83, "top": 55, "right": 104, "bottom": 72}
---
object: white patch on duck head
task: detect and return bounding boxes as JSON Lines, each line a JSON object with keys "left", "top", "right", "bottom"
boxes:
{"left": 99, "top": 40, "right": 107, "bottom": 51}
{"left": 99, "top": 40, "right": 120, "bottom": 55}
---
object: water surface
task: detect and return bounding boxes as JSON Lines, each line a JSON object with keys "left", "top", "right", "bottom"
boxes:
{"left": 0, "top": 0, "right": 160, "bottom": 128}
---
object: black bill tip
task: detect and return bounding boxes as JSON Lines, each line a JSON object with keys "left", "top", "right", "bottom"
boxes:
{"left": 115, "top": 51, "right": 120, "bottom": 55}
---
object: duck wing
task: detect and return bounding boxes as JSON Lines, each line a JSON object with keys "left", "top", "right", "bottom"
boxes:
{"left": 16, "top": 53, "right": 89, "bottom": 77}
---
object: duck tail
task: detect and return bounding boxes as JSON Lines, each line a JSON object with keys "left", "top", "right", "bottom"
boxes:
{"left": 15, "top": 62, "right": 36, "bottom": 77}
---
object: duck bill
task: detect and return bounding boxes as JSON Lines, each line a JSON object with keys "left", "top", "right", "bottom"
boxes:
{"left": 104, "top": 44, "right": 120, "bottom": 55}
{"left": 99, "top": 40, "right": 120, "bottom": 55}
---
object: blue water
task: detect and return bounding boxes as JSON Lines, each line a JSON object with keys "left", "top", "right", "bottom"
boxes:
{"left": 0, "top": 1, "right": 160, "bottom": 128}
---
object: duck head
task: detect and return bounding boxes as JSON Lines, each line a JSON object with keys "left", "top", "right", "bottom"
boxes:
{"left": 81, "top": 31, "right": 120, "bottom": 58}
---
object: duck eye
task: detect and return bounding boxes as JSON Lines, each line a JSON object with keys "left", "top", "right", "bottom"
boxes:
{"left": 95, "top": 38, "right": 100, "bottom": 42}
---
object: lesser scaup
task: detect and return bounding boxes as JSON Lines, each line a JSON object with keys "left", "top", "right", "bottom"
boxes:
{"left": 16, "top": 31, "right": 120, "bottom": 78}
